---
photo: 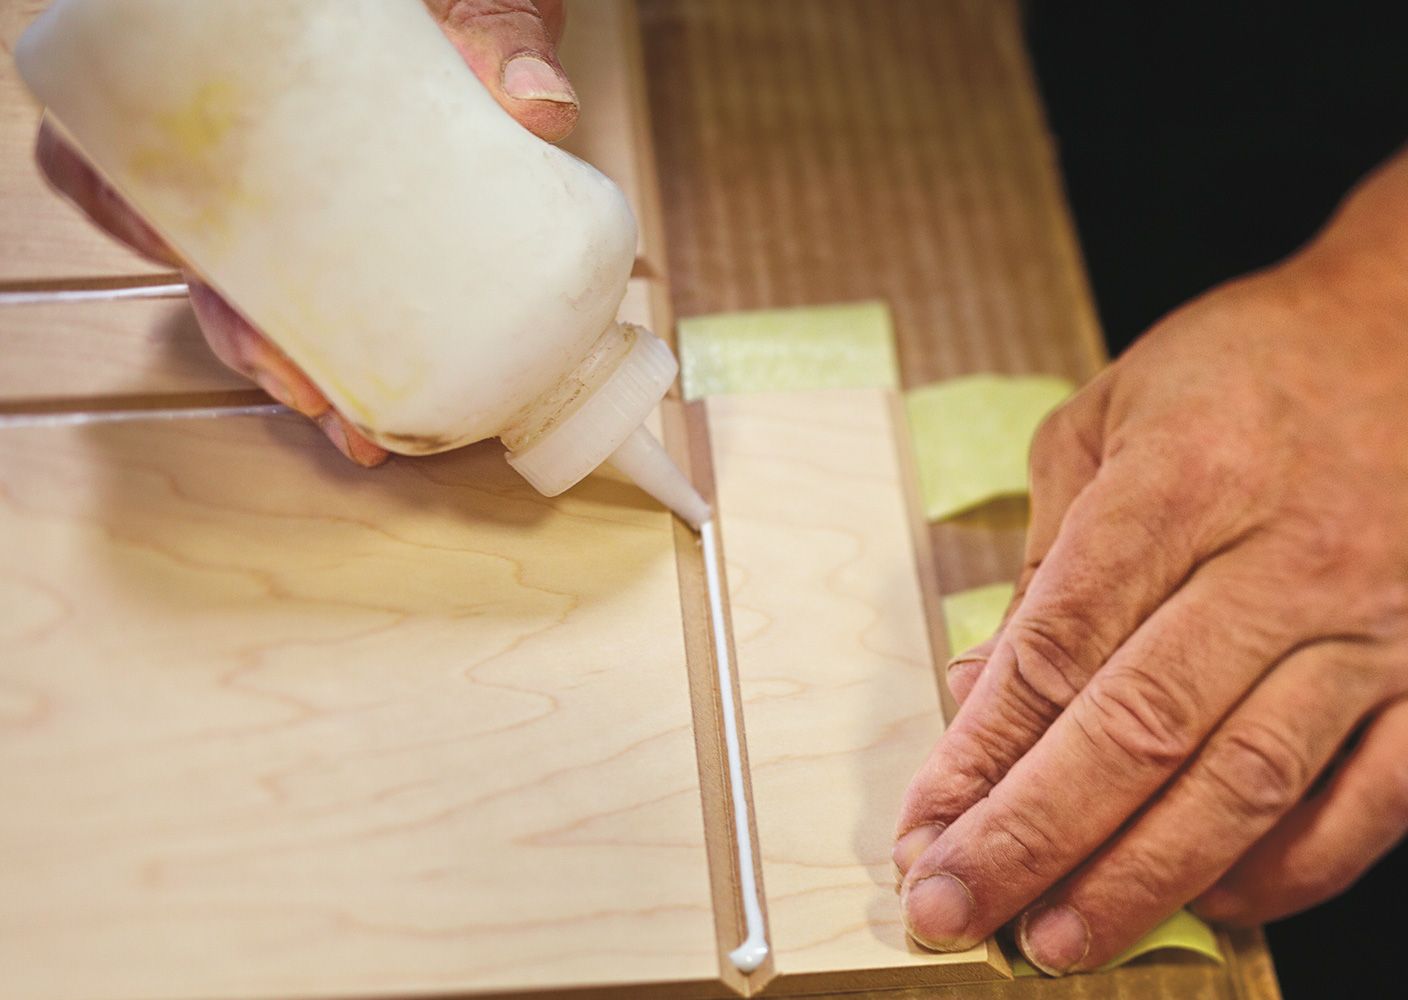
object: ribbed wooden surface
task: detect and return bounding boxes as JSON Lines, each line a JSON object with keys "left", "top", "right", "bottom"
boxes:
{"left": 638, "top": 2, "right": 1281, "bottom": 998}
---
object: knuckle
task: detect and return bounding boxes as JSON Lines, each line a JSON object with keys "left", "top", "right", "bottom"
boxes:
{"left": 984, "top": 803, "right": 1066, "bottom": 882}
{"left": 1368, "top": 582, "right": 1408, "bottom": 641}
{"left": 1005, "top": 617, "right": 1090, "bottom": 708}
{"left": 1028, "top": 408, "right": 1076, "bottom": 479}
{"left": 921, "top": 729, "right": 1009, "bottom": 814}
{"left": 1201, "top": 722, "right": 1310, "bottom": 822}
{"left": 1077, "top": 666, "right": 1199, "bottom": 771}
{"left": 446, "top": 0, "right": 547, "bottom": 30}
{"left": 1120, "top": 849, "right": 1179, "bottom": 910}
{"left": 1273, "top": 507, "right": 1361, "bottom": 588}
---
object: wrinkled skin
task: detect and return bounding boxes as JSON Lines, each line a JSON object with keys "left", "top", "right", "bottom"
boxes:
{"left": 34, "top": 0, "right": 573, "bottom": 465}
{"left": 895, "top": 149, "right": 1408, "bottom": 975}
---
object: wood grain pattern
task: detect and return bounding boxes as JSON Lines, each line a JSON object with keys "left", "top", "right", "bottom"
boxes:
{"left": 0, "top": 295, "right": 247, "bottom": 401}
{"left": 706, "top": 387, "right": 1007, "bottom": 992}
{"left": 0, "top": 414, "right": 724, "bottom": 1000}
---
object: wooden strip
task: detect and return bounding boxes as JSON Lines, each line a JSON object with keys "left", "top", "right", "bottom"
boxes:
{"left": 0, "top": 272, "right": 187, "bottom": 303}
{"left": 705, "top": 387, "right": 1008, "bottom": 992}
{"left": 0, "top": 412, "right": 723, "bottom": 1000}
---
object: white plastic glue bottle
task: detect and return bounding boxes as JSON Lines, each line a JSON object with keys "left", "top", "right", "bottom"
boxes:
{"left": 17, "top": 0, "right": 711, "bottom": 529}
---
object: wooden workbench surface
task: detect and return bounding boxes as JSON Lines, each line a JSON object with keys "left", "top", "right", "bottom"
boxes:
{"left": 638, "top": 1, "right": 1282, "bottom": 997}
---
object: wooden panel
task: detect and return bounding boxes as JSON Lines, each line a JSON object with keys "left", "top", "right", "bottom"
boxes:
{"left": 0, "top": 0, "right": 163, "bottom": 281}
{"left": 0, "top": 414, "right": 722, "bottom": 1000}
{"left": 707, "top": 387, "right": 1006, "bottom": 992}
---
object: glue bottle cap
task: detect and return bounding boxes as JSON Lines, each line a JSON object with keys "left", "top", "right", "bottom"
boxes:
{"left": 505, "top": 325, "right": 711, "bottom": 528}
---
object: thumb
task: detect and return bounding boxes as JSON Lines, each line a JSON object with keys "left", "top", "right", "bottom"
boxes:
{"left": 428, "top": 0, "right": 578, "bottom": 143}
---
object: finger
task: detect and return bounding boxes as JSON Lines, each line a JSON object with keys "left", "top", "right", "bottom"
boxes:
{"left": 428, "top": 0, "right": 579, "bottom": 142}
{"left": 946, "top": 630, "right": 1002, "bottom": 707}
{"left": 1016, "top": 640, "right": 1379, "bottom": 974}
{"left": 1195, "top": 696, "right": 1408, "bottom": 925}
{"left": 944, "top": 380, "right": 1110, "bottom": 704}
{"left": 1024, "top": 372, "right": 1111, "bottom": 565}
{"left": 946, "top": 572, "right": 1032, "bottom": 707}
{"left": 35, "top": 119, "right": 180, "bottom": 266}
{"left": 899, "top": 546, "right": 1302, "bottom": 951}
{"left": 186, "top": 278, "right": 389, "bottom": 468}
{"left": 897, "top": 441, "right": 1250, "bottom": 862}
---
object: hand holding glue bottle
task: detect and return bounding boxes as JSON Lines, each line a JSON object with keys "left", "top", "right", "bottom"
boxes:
{"left": 17, "top": 0, "right": 711, "bottom": 529}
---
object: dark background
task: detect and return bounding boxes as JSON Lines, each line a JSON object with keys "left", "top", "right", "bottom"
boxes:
{"left": 1024, "top": 2, "right": 1406, "bottom": 996}
{"left": 1025, "top": 1, "right": 1408, "bottom": 353}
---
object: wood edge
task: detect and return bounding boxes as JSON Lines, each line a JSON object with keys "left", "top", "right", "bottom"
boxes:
{"left": 0, "top": 387, "right": 272, "bottom": 417}
{"left": 1221, "top": 926, "right": 1283, "bottom": 1000}
{"left": 751, "top": 949, "right": 1014, "bottom": 997}
{"left": 285, "top": 974, "right": 740, "bottom": 1000}
{"left": 623, "top": 0, "right": 763, "bottom": 986}
{"left": 883, "top": 391, "right": 961, "bottom": 727}
{"left": 618, "top": 0, "right": 672, "bottom": 282}
{"left": 0, "top": 270, "right": 186, "bottom": 296}
{"left": 980, "top": 935, "right": 1015, "bottom": 980}
{"left": 664, "top": 397, "right": 776, "bottom": 997}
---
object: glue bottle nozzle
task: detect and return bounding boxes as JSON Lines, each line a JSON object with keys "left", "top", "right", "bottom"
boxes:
{"left": 607, "top": 425, "right": 711, "bottom": 530}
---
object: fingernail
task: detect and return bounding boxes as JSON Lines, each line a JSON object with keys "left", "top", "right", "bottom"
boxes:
{"left": 1019, "top": 905, "right": 1090, "bottom": 976}
{"left": 951, "top": 650, "right": 985, "bottom": 673}
{"left": 317, "top": 412, "right": 352, "bottom": 461}
{"left": 946, "top": 654, "right": 986, "bottom": 695}
{"left": 254, "top": 369, "right": 327, "bottom": 418}
{"left": 901, "top": 873, "right": 974, "bottom": 950}
{"left": 344, "top": 425, "right": 390, "bottom": 468}
{"left": 502, "top": 55, "right": 577, "bottom": 104}
{"left": 892, "top": 824, "right": 943, "bottom": 878}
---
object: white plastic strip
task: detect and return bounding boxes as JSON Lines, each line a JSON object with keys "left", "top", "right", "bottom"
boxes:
{"left": 0, "top": 281, "right": 189, "bottom": 307}
{"left": 0, "top": 403, "right": 287, "bottom": 429}
{"left": 698, "top": 518, "right": 769, "bottom": 973}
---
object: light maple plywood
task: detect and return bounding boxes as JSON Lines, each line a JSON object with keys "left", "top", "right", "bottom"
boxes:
{"left": 706, "top": 387, "right": 1007, "bottom": 992}
{"left": 0, "top": 0, "right": 163, "bottom": 282}
{"left": 0, "top": 416, "right": 722, "bottom": 1000}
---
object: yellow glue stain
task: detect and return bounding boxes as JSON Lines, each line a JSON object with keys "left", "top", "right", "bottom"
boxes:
{"left": 262, "top": 282, "right": 429, "bottom": 431}
{"left": 128, "top": 80, "right": 250, "bottom": 234}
